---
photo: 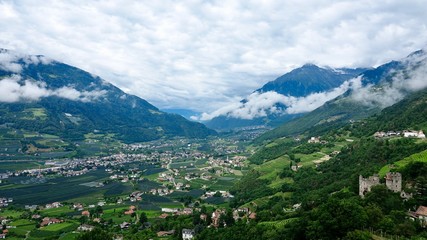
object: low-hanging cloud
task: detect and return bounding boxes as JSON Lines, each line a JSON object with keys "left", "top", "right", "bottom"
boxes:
{"left": 199, "top": 53, "right": 427, "bottom": 121}
{"left": 350, "top": 51, "right": 427, "bottom": 107}
{"left": 199, "top": 80, "right": 353, "bottom": 121}
{"left": 0, "top": 75, "right": 107, "bottom": 103}
{"left": 0, "top": 49, "right": 52, "bottom": 73}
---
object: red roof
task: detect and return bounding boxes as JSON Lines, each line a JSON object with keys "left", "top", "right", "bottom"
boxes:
{"left": 416, "top": 206, "right": 427, "bottom": 216}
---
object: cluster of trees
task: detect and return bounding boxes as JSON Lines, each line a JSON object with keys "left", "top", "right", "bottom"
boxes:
{"left": 248, "top": 139, "right": 297, "bottom": 164}
{"left": 229, "top": 170, "right": 272, "bottom": 207}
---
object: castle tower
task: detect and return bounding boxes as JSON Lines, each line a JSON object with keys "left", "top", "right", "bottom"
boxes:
{"left": 359, "top": 174, "right": 380, "bottom": 197}
{"left": 385, "top": 172, "right": 402, "bottom": 192}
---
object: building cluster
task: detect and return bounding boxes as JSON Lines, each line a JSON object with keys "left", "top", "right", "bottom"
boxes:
{"left": 201, "top": 191, "right": 234, "bottom": 199}
{"left": 45, "top": 202, "right": 62, "bottom": 209}
{"left": 40, "top": 217, "right": 63, "bottom": 227}
{"left": 374, "top": 130, "right": 426, "bottom": 139}
{"left": 307, "top": 136, "right": 328, "bottom": 144}
{"left": 0, "top": 198, "right": 13, "bottom": 207}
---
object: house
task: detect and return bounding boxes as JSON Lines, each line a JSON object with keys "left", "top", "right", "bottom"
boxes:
{"left": 82, "top": 210, "right": 90, "bottom": 217}
{"left": 157, "top": 230, "right": 175, "bottom": 237}
{"left": 120, "top": 222, "right": 130, "bottom": 229}
{"left": 211, "top": 209, "right": 224, "bottom": 227}
{"left": 78, "top": 224, "right": 95, "bottom": 231}
{"left": 374, "top": 131, "right": 386, "bottom": 138}
{"left": 182, "top": 228, "right": 195, "bottom": 240}
{"left": 124, "top": 209, "right": 134, "bottom": 215}
{"left": 0, "top": 233, "right": 5, "bottom": 239}
{"left": 73, "top": 203, "right": 84, "bottom": 211}
{"left": 124, "top": 206, "right": 136, "bottom": 215}
{"left": 308, "top": 137, "right": 320, "bottom": 143}
{"left": 403, "top": 130, "right": 426, "bottom": 138}
{"left": 45, "top": 202, "right": 62, "bottom": 209}
{"left": 40, "top": 217, "right": 62, "bottom": 227}
{"left": 0, "top": 217, "right": 7, "bottom": 225}
{"left": 161, "top": 208, "right": 179, "bottom": 213}
{"left": 182, "top": 208, "right": 193, "bottom": 215}
{"left": 25, "top": 205, "right": 38, "bottom": 211}
{"left": 411, "top": 206, "right": 427, "bottom": 227}
{"left": 159, "top": 213, "right": 169, "bottom": 219}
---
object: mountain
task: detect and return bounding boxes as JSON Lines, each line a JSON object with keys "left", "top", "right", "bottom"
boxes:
{"left": 0, "top": 49, "right": 215, "bottom": 142}
{"left": 257, "top": 49, "right": 427, "bottom": 142}
{"left": 204, "top": 64, "right": 367, "bottom": 131}
{"left": 256, "top": 64, "right": 366, "bottom": 96}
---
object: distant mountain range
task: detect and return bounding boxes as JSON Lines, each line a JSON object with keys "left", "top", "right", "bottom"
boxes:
{"left": 257, "top": 49, "right": 427, "bottom": 142}
{"left": 0, "top": 49, "right": 215, "bottom": 142}
{"left": 204, "top": 64, "right": 368, "bottom": 130}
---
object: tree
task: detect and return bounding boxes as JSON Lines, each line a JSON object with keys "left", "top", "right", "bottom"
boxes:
{"left": 77, "top": 228, "right": 112, "bottom": 240}
{"left": 307, "top": 197, "right": 368, "bottom": 239}
{"left": 139, "top": 212, "right": 148, "bottom": 225}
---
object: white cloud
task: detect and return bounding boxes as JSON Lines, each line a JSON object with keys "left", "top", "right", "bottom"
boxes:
{"left": 0, "top": 1, "right": 427, "bottom": 112}
{"left": 200, "top": 81, "right": 352, "bottom": 120}
{"left": 351, "top": 52, "right": 427, "bottom": 107}
{"left": 0, "top": 49, "right": 52, "bottom": 73}
{"left": 0, "top": 75, "right": 107, "bottom": 103}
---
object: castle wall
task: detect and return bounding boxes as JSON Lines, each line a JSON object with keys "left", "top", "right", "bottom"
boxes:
{"left": 385, "top": 172, "right": 402, "bottom": 192}
{"left": 359, "top": 175, "right": 380, "bottom": 197}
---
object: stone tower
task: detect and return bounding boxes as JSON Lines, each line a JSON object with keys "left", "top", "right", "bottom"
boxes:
{"left": 359, "top": 174, "right": 380, "bottom": 197}
{"left": 385, "top": 172, "right": 402, "bottom": 192}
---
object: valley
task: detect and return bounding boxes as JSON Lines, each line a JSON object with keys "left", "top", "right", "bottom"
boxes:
{"left": 0, "top": 49, "right": 427, "bottom": 239}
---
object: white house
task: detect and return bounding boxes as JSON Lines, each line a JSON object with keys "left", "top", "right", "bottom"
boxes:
{"left": 182, "top": 228, "right": 195, "bottom": 240}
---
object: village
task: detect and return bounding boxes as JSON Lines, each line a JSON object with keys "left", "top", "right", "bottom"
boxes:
{"left": 0, "top": 136, "right": 254, "bottom": 239}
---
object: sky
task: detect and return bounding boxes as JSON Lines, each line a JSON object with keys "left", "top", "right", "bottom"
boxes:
{"left": 1, "top": 0, "right": 427, "bottom": 117}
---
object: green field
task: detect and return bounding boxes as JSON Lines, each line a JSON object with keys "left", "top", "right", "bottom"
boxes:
{"left": 9, "top": 219, "right": 36, "bottom": 237}
{"left": 41, "top": 206, "right": 75, "bottom": 217}
{"left": 21, "top": 108, "right": 47, "bottom": 120}
{"left": 258, "top": 218, "right": 298, "bottom": 228}
{"left": 379, "top": 149, "right": 427, "bottom": 177}
{"left": 0, "top": 209, "right": 22, "bottom": 218}
{"left": 255, "top": 156, "right": 290, "bottom": 182}
{"left": 43, "top": 221, "right": 78, "bottom": 231}
{"left": 0, "top": 161, "right": 44, "bottom": 172}
{"left": 59, "top": 232, "right": 81, "bottom": 240}
{"left": 0, "top": 170, "right": 111, "bottom": 205}
{"left": 29, "top": 221, "right": 79, "bottom": 239}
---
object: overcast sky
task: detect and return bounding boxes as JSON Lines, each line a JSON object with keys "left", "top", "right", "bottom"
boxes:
{"left": 1, "top": 0, "right": 427, "bottom": 113}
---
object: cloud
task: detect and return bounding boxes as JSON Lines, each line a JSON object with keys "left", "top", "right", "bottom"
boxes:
{"left": 1, "top": 1, "right": 427, "bottom": 112}
{"left": 0, "top": 75, "right": 107, "bottom": 103}
{"left": 199, "top": 81, "right": 352, "bottom": 121}
{"left": 350, "top": 51, "right": 427, "bottom": 107}
{"left": 200, "top": 50, "right": 427, "bottom": 121}
{"left": 0, "top": 49, "right": 52, "bottom": 73}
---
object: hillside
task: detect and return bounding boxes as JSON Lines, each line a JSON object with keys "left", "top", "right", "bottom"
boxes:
{"left": 212, "top": 79, "right": 427, "bottom": 239}
{"left": 0, "top": 49, "right": 215, "bottom": 143}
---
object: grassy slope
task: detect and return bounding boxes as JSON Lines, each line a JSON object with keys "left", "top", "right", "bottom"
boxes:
{"left": 379, "top": 149, "right": 427, "bottom": 177}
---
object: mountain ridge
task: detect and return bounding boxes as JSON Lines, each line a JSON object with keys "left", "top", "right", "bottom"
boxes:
{"left": 0, "top": 49, "right": 216, "bottom": 142}
{"left": 204, "top": 64, "right": 367, "bottom": 131}
{"left": 256, "top": 49, "right": 427, "bottom": 142}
